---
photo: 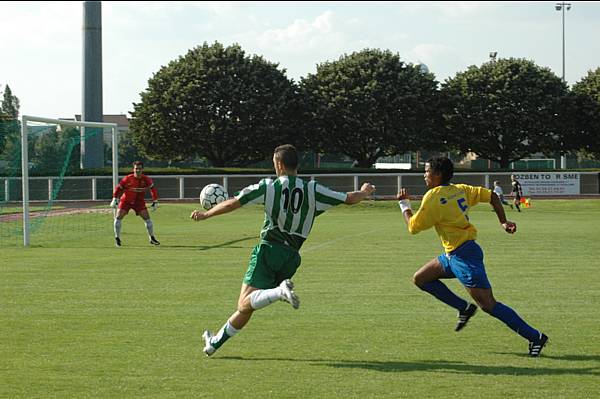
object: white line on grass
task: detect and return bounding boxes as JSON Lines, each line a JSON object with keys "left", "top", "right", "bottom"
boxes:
{"left": 300, "top": 228, "right": 383, "bottom": 255}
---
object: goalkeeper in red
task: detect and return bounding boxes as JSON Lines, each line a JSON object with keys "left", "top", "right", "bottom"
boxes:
{"left": 110, "top": 161, "right": 160, "bottom": 247}
{"left": 397, "top": 157, "right": 548, "bottom": 357}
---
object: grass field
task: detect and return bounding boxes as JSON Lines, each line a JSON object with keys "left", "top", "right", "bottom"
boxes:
{"left": 1, "top": 200, "right": 599, "bottom": 398}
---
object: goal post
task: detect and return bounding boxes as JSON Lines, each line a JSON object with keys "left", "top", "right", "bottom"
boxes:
{"left": 19, "top": 115, "right": 119, "bottom": 246}
{"left": 510, "top": 158, "right": 556, "bottom": 170}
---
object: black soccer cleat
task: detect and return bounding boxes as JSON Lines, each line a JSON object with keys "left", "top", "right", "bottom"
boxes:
{"left": 455, "top": 303, "right": 478, "bottom": 332}
{"left": 115, "top": 237, "right": 122, "bottom": 247}
{"left": 528, "top": 333, "right": 549, "bottom": 357}
{"left": 150, "top": 236, "right": 160, "bottom": 246}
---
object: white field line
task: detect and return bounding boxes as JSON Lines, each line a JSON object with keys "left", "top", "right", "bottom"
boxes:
{"left": 300, "top": 228, "right": 382, "bottom": 255}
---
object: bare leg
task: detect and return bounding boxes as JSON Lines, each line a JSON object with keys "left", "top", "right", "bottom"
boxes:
{"left": 229, "top": 284, "right": 259, "bottom": 330}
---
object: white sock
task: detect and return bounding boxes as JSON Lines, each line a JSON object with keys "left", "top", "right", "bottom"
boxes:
{"left": 114, "top": 218, "right": 122, "bottom": 238}
{"left": 144, "top": 219, "right": 154, "bottom": 237}
{"left": 211, "top": 321, "right": 239, "bottom": 347}
{"left": 249, "top": 287, "right": 283, "bottom": 310}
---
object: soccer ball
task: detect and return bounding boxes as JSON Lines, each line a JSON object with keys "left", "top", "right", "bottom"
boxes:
{"left": 199, "top": 183, "right": 228, "bottom": 210}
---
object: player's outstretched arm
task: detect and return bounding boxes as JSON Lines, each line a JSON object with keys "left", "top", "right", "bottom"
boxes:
{"left": 190, "top": 198, "right": 241, "bottom": 221}
{"left": 490, "top": 192, "right": 517, "bottom": 234}
{"left": 345, "top": 183, "right": 376, "bottom": 204}
{"left": 396, "top": 188, "right": 414, "bottom": 225}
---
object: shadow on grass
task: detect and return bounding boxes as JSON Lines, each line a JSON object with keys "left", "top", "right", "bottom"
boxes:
{"left": 162, "top": 236, "right": 256, "bottom": 250}
{"left": 217, "top": 356, "right": 600, "bottom": 376}
{"left": 493, "top": 353, "right": 600, "bottom": 362}
{"left": 196, "top": 236, "right": 256, "bottom": 251}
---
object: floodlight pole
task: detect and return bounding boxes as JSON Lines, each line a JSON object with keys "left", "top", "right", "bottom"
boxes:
{"left": 556, "top": 2, "right": 571, "bottom": 170}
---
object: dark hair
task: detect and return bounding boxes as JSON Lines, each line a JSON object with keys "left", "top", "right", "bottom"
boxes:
{"left": 133, "top": 161, "right": 143, "bottom": 168}
{"left": 273, "top": 144, "right": 298, "bottom": 170}
{"left": 426, "top": 157, "right": 453, "bottom": 184}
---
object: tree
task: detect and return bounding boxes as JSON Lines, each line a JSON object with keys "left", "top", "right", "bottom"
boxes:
{"left": 1, "top": 85, "right": 20, "bottom": 118}
{"left": 0, "top": 84, "right": 21, "bottom": 155}
{"left": 117, "top": 132, "right": 145, "bottom": 165}
{"left": 570, "top": 68, "right": 600, "bottom": 160}
{"left": 301, "top": 49, "right": 442, "bottom": 168}
{"left": 130, "top": 42, "right": 301, "bottom": 167}
{"left": 442, "top": 58, "right": 568, "bottom": 168}
{"left": 29, "top": 126, "right": 81, "bottom": 174}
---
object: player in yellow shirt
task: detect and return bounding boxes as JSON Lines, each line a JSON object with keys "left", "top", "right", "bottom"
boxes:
{"left": 397, "top": 157, "right": 548, "bottom": 357}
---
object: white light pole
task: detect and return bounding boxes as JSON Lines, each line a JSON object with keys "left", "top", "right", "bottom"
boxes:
{"left": 556, "top": 2, "right": 571, "bottom": 169}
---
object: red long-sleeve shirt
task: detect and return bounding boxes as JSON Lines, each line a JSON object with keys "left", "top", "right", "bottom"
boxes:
{"left": 113, "top": 174, "right": 158, "bottom": 204}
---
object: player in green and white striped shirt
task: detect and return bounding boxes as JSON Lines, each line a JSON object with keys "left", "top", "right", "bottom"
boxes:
{"left": 191, "top": 144, "right": 376, "bottom": 357}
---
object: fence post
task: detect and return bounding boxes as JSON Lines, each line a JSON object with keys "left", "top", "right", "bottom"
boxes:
{"left": 179, "top": 177, "right": 185, "bottom": 199}
{"left": 223, "top": 176, "right": 228, "bottom": 194}
{"left": 92, "top": 177, "right": 97, "bottom": 201}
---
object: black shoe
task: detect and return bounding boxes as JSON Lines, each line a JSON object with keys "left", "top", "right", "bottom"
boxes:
{"left": 150, "top": 236, "right": 160, "bottom": 245}
{"left": 528, "top": 333, "right": 548, "bottom": 357}
{"left": 115, "top": 237, "right": 122, "bottom": 247}
{"left": 455, "top": 303, "right": 478, "bottom": 332}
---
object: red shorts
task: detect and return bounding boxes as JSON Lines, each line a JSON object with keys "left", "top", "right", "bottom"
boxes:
{"left": 119, "top": 200, "right": 147, "bottom": 215}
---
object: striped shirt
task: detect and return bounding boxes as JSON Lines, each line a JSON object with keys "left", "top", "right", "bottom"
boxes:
{"left": 235, "top": 176, "right": 347, "bottom": 251}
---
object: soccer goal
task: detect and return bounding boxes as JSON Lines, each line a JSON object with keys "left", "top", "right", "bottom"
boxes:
{"left": 0, "top": 116, "right": 119, "bottom": 247}
{"left": 510, "top": 158, "right": 556, "bottom": 170}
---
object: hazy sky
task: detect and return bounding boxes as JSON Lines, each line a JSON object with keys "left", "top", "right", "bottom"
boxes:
{"left": 1, "top": 1, "right": 599, "bottom": 119}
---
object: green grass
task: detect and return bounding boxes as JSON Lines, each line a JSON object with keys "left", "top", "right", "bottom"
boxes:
{"left": 1, "top": 200, "right": 599, "bottom": 398}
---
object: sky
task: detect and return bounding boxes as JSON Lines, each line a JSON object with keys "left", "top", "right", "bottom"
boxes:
{"left": 1, "top": 1, "right": 600, "bottom": 120}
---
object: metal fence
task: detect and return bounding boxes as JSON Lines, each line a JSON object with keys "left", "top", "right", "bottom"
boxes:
{"left": 2, "top": 172, "right": 599, "bottom": 203}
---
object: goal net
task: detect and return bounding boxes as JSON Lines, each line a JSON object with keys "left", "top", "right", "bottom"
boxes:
{"left": 0, "top": 116, "right": 119, "bottom": 247}
{"left": 510, "top": 158, "right": 556, "bottom": 170}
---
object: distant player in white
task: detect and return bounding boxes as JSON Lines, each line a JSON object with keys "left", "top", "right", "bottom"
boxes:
{"left": 191, "top": 144, "right": 376, "bottom": 356}
{"left": 493, "top": 181, "right": 513, "bottom": 209}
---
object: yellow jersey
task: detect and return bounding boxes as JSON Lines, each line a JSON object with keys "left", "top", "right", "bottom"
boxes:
{"left": 408, "top": 184, "right": 492, "bottom": 253}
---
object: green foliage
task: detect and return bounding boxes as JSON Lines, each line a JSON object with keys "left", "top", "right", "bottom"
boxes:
{"left": 0, "top": 84, "right": 20, "bottom": 155}
{"left": 573, "top": 67, "right": 600, "bottom": 103}
{"left": 27, "top": 126, "right": 83, "bottom": 175}
{"left": 0, "top": 118, "right": 19, "bottom": 160}
{"left": 301, "top": 49, "right": 442, "bottom": 168}
{"left": 571, "top": 68, "right": 600, "bottom": 160}
{"left": 117, "top": 131, "right": 145, "bottom": 165}
{"left": 1, "top": 85, "right": 20, "bottom": 119}
{"left": 130, "top": 41, "right": 301, "bottom": 167}
{"left": 442, "top": 58, "right": 568, "bottom": 168}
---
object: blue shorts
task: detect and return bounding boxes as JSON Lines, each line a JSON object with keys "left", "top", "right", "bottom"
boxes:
{"left": 437, "top": 240, "right": 491, "bottom": 289}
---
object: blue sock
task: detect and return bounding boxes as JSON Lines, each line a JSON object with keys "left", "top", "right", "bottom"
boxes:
{"left": 491, "top": 302, "right": 540, "bottom": 341}
{"left": 420, "top": 280, "right": 469, "bottom": 311}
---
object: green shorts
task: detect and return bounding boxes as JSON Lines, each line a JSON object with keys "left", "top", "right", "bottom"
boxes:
{"left": 243, "top": 241, "right": 301, "bottom": 289}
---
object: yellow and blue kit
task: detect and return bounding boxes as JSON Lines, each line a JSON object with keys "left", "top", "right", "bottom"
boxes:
{"left": 409, "top": 183, "right": 492, "bottom": 288}
{"left": 408, "top": 183, "right": 492, "bottom": 253}
{"left": 408, "top": 183, "right": 544, "bottom": 344}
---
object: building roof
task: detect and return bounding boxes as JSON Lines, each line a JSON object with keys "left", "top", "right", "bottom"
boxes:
{"left": 74, "top": 114, "right": 130, "bottom": 128}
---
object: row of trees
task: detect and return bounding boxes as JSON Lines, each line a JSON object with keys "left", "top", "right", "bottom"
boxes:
{"left": 130, "top": 41, "right": 600, "bottom": 168}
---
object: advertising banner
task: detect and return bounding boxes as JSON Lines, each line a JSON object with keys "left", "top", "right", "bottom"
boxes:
{"left": 512, "top": 172, "right": 580, "bottom": 195}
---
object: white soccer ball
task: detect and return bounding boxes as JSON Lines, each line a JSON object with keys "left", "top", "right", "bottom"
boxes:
{"left": 199, "top": 183, "right": 228, "bottom": 210}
